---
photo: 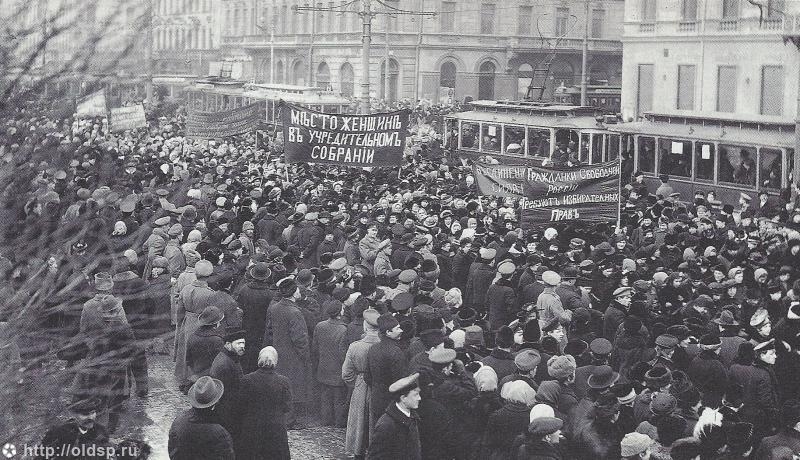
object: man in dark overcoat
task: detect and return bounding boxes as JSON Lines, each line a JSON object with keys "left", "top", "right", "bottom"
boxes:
{"left": 186, "top": 306, "right": 225, "bottom": 382}
{"left": 37, "top": 398, "right": 111, "bottom": 460}
{"left": 112, "top": 255, "right": 150, "bottom": 396}
{"left": 235, "top": 262, "right": 273, "bottom": 373}
{"left": 264, "top": 276, "right": 312, "bottom": 427}
{"left": 168, "top": 376, "right": 235, "bottom": 460}
{"left": 365, "top": 313, "right": 409, "bottom": 431}
{"left": 312, "top": 300, "right": 348, "bottom": 427}
{"left": 464, "top": 248, "right": 495, "bottom": 314}
{"left": 209, "top": 328, "right": 245, "bottom": 438}
{"left": 367, "top": 373, "right": 422, "bottom": 460}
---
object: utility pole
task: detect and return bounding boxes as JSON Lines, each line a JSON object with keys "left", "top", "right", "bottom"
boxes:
{"left": 782, "top": 33, "right": 800, "bottom": 185}
{"left": 145, "top": 0, "right": 154, "bottom": 105}
{"left": 309, "top": 5, "right": 315, "bottom": 87}
{"left": 384, "top": 10, "right": 390, "bottom": 103}
{"left": 294, "top": 0, "right": 436, "bottom": 114}
{"left": 271, "top": 0, "right": 276, "bottom": 84}
{"left": 414, "top": 0, "right": 424, "bottom": 101}
{"left": 580, "top": 0, "right": 589, "bottom": 106}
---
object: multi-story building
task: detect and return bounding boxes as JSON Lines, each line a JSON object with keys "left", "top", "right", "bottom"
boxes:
{"left": 621, "top": 0, "right": 800, "bottom": 121}
{"left": 219, "top": 0, "right": 624, "bottom": 103}
{"left": 152, "top": 0, "right": 223, "bottom": 77}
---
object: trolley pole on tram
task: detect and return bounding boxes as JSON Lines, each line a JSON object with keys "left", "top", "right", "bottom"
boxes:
{"left": 580, "top": 0, "right": 590, "bottom": 106}
{"left": 782, "top": 34, "right": 800, "bottom": 183}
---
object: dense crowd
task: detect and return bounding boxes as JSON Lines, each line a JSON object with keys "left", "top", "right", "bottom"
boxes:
{"left": 2, "top": 95, "right": 800, "bottom": 460}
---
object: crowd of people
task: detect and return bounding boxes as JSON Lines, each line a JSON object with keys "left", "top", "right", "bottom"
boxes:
{"left": 2, "top": 93, "right": 800, "bottom": 460}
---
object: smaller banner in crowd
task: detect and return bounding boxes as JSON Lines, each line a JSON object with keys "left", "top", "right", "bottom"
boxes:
{"left": 186, "top": 103, "right": 263, "bottom": 139}
{"left": 473, "top": 160, "right": 620, "bottom": 224}
{"left": 109, "top": 105, "right": 147, "bottom": 132}
{"left": 76, "top": 90, "right": 107, "bottom": 118}
{"left": 280, "top": 103, "right": 409, "bottom": 167}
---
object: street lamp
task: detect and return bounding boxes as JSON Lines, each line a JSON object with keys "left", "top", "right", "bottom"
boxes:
{"left": 255, "top": 8, "right": 276, "bottom": 84}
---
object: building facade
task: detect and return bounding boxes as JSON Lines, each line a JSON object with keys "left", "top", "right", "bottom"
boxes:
{"left": 219, "top": 0, "right": 624, "bottom": 103}
{"left": 153, "top": 0, "right": 223, "bottom": 77}
{"left": 621, "top": 0, "right": 800, "bottom": 121}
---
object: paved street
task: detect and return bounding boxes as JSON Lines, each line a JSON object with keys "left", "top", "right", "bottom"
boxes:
{"left": 116, "top": 354, "right": 347, "bottom": 459}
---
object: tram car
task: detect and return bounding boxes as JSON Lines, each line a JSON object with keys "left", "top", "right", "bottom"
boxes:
{"left": 608, "top": 111, "right": 794, "bottom": 205}
{"left": 443, "top": 100, "right": 622, "bottom": 165}
{"left": 553, "top": 85, "right": 622, "bottom": 114}
{"left": 185, "top": 79, "right": 354, "bottom": 128}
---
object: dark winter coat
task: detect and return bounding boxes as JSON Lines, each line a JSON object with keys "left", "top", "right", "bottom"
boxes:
{"left": 112, "top": 271, "right": 152, "bottom": 339}
{"left": 235, "top": 367, "right": 292, "bottom": 460}
{"left": 235, "top": 279, "right": 275, "bottom": 373}
{"left": 365, "top": 337, "right": 409, "bottom": 423}
{"left": 417, "top": 397, "right": 468, "bottom": 460}
{"left": 729, "top": 361, "right": 780, "bottom": 434}
{"left": 687, "top": 350, "right": 729, "bottom": 405}
{"left": 451, "top": 251, "right": 475, "bottom": 291}
{"left": 602, "top": 301, "right": 627, "bottom": 340}
{"left": 256, "top": 214, "right": 285, "bottom": 246}
{"left": 755, "top": 429, "right": 800, "bottom": 460}
{"left": 465, "top": 263, "right": 495, "bottom": 313}
{"left": 486, "top": 278, "right": 517, "bottom": 330}
{"left": 312, "top": 317, "right": 348, "bottom": 386}
{"left": 37, "top": 420, "right": 111, "bottom": 460}
{"left": 209, "top": 348, "right": 243, "bottom": 437}
{"left": 186, "top": 326, "right": 224, "bottom": 381}
{"left": 264, "top": 297, "right": 312, "bottom": 403}
{"left": 480, "top": 402, "right": 531, "bottom": 460}
{"left": 368, "top": 403, "right": 422, "bottom": 460}
{"left": 481, "top": 348, "right": 518, "bottom": 382}
{"left": 512, "top": 439, "right": 564, "bottom": 460}
{"left": 572, "top": 418, "right": 623, "bottom": 460}
{"left": 168, "top": 408, "right": 235, "bottom": 460}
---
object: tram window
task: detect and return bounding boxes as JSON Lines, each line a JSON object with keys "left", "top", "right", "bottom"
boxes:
{"left": 592, "top": 133, "right": 603, "bottom": 164}
{"left": 503, "top": 126, "right": 526, "bottom": 156}
{"left": 579, "top": 133, "right": 590, "bottom": 164}
{"left": 658, "top": 138, "right": 691, "bottom": 178}
{"left": 481, "top": 124, "right": 502, "bottom": 152}
{"left": 554, "top": 129, "right": 579, "bottom": 164}
{"left": 694, "top": 142, "right": 715, "bottom": 181}
{"left": 760, "top": 148, "right": 782, "bottom": 190}
{"left": 460, "top": 122, "right": 479, "bottom": 149}
{"left": 719, "top": 145, "right": 756, "bottom": 187}
{"left": 789, "top": 149, "right": 795, "bottom": 184}
{"left": 637, "top": 136, "right": 656, "bottom": 173}
{"left": 527, "top": 128, "right": 551, "bottom": 158}
{"left": 606, "top": 134, "right": 620, "bottom": 162}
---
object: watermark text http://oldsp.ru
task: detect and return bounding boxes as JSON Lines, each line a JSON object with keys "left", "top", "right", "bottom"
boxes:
{"left": 1, "top": 442, "right": 139, "bottom": 459}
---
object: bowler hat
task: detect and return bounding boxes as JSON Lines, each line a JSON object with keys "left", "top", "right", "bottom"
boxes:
{"left": 277, "top": 277, "right": 298, "bottom": 297}
{"left": 94, "top": 272, "right": 114, "bottom": 292}
{"left": 248, "top": 262, "right": 271, "bottom": 281}
{"left": 587, "top": 365, "right": 620, "bottom": 389}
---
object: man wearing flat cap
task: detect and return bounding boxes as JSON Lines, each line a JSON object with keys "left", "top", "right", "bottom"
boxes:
{"left": 365, "top": 313, "right": 409, "bottom": 432}
{"left": 603, "top": 287, "right": 633, "bottom": 341}
{"left": 367, "top": 373, "right": 422, "bottom": 459}
{"left": 537, "top": 271, "right": 571, "bottom": 342}
{"left": 265, "top": 276, "right": 312, "bottom": 429}
{"left": 209, "top": 328, "right": 246, "bottom": 437}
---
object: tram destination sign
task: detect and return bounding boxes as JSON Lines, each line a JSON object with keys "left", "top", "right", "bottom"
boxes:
{"left": 473, "top": 161, "right": 620, "bottom": 224}
{"left": 280, "top": 103, "right": 409, "bottom": 167}
{"left": 186, "top": 103, "right": 263, "bottom": 139}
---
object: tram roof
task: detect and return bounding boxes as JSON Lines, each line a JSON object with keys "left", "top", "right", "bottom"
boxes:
{"left": 468, "top": 100, "right": 605, "bottom": 116}
{"left": 446, "top": 108, "right": 609, "bottom": 130}
{"left": 609, "top": 115, "right": 794, "bottom": 149}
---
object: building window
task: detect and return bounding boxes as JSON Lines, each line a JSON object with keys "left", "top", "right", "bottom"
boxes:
{"left": 722, "top": 0, "right": 739, "bottom": 18}
{"left": 327, "top": 2, "right": 335, "bottom": 32}
{"left": 380, "top": 59, "right": 399, "bottom": 102}
{"left": 300, "top": 4, "right": 308, "bottom": 33}
{"left": 761, "top": 65, "right": 784, "bottom": 116}
{"left": 340, "top": 62, "right": 354, "bottom": 97}
{"left": 555, "top": 7, "right": 569, "bottom": 36}
{"left": 641, "top": 0, "right": 656, "bottom": 21}
{"left": 676, "top": 65, "right": 696, "bottom": 110}
{"left": 637, "top": 64, "right": 654, "bottom": 116}
{"left": 518, "top": 5, "right": 533, "bottom": 35}
{"left": 440, "top": 1, "right": 456, "bottom": 32}
{"left": 316, "top": 62, "right": 331, "bottom": 90}
{"left": 591, "top": 9, "right": 605, "bottom": 37}
{"left": 682, "top": 0, "right": 697, "bottom": 20}
{"left": 440, "top": 61, "right": 457, "bottom": 89}
{"left": 716, "top": 65, "right": 737, "bottom": 112}
{"left": 480, "top": 3, "right": 496, "bottom": 34}
{"left": 478, "top": 61, "right": 496, "bottom": 100}
{"left": 315, "top": 2, "right": 323, "bottom": 31}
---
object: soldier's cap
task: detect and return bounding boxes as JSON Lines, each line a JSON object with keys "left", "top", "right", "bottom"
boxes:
{"left": 329, "top": 257, "right": 348, "bottom": 271}
{"left": 429, "top": 348, "right": 457, "bottom": 365}
{"left": 589, "top": 338, "right": 613, "bottom": 355}
{"left": 655, "top": 334, "right": 679, "bottom": 349}
{"left": 398, "top": 269, "right": 418, "bottom": 284}
{"left": 498, "top": 260, "right": 516, "bottom": 275}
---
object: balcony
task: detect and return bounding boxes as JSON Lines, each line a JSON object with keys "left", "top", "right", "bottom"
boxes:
{"left": 625, "top": 15, "right": 799, "bottom": 37}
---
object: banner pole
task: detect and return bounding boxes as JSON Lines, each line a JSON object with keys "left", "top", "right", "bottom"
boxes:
{"left": 616, "top": 151, "right": 623, "bottom": 231}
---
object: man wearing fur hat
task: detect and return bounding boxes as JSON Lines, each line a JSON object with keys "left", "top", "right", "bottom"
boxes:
{"left": 264, "top": 276, "right": 312, "bottom": 428}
